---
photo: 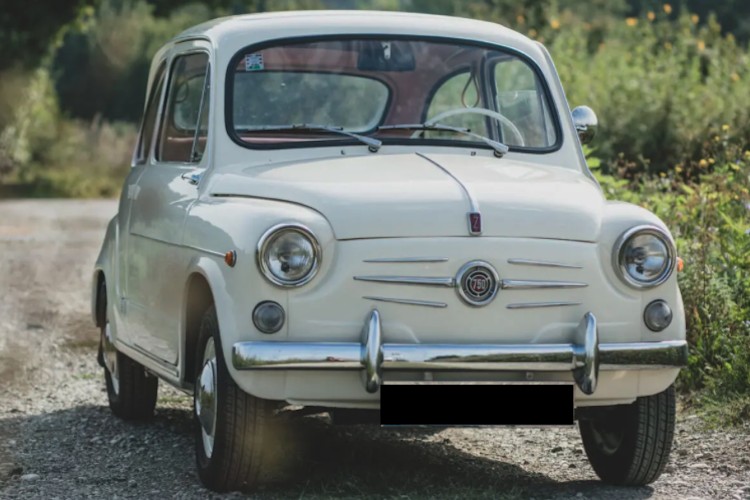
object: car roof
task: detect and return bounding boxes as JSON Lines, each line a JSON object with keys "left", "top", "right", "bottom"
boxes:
{"left": 173, "top": 10, "right": 541, "bottom": 58}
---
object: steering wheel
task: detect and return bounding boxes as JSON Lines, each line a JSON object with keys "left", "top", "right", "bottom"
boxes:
{"left": 422, "top": 107, "right": 525, "bottom": 146}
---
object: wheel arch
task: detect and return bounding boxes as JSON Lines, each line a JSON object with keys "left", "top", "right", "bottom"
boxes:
{"left": 92, "top": 268, "right": 107, "bottom": 327}
{"left": 182, "top": 259, "right": 232, "bottom": 386}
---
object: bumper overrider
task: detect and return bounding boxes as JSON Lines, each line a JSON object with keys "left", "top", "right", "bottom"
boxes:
{"left": 231, "top": 310, "right": 688, "bottom": 395}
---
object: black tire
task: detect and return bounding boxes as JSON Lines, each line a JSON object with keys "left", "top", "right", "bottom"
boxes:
{"left": 99, "top": 281, "right": 158, "bottom": 420}
{"left": 194, "top": 305, "right": 279, "bottom": 493}
{"left": 579, "top": 385, "right": 676, "bottom": 486}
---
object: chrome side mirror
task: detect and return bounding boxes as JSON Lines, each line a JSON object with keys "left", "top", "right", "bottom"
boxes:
{"left": 572, "top": 106, "right": 598, "bottom": 145}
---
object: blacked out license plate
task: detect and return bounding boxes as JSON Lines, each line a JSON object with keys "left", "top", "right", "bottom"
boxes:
{"left": 380, "top": 383, "right": 574, "bottom": 426}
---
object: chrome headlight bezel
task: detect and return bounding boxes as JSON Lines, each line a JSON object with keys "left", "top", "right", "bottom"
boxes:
{"left": 257, "top": 223, "right": 321, "bottom": 287}
{"left": 613, "top": 225, "right": 676, "bottom": 289}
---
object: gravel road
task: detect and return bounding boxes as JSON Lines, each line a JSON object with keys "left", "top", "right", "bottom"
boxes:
{"left": 0, "top": 199, "right": 748, "bottom": 499}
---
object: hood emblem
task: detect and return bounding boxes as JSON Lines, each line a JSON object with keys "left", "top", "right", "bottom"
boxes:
{"left": 468, "top": 212, "right": 482, "bottom": 236}
{"left": 456, "top": 260, "right": 499, "bottom": 306}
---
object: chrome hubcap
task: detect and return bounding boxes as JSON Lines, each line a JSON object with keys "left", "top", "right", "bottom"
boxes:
{"left": 102, "top": 321, "right": 119, "bottom": 395}
{"left": 195, "top": 338, "right": 217, "bottom": 458}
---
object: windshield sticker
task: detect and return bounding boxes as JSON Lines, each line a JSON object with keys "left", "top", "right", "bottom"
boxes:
{"left": 244, "top": 53, "right": 264, "bottom": 71}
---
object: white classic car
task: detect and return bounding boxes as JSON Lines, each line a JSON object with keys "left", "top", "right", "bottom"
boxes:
{"left": 92, "top": 10, "right": 688, "bottom": 492}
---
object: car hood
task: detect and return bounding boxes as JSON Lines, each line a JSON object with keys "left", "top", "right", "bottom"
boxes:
{"left": 210, "top": 153, "right": 604, "bottom": 241}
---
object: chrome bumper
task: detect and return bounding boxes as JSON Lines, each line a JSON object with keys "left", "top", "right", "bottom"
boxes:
{"left": 231, "top": 310, "right": 688, "bottom": 395}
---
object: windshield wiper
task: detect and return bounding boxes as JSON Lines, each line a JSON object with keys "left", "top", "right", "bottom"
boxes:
{"left": 378, "top": 122, "right": 509, "bottom": 157}
{"left": 238, "top": 123, "right": 381, "bottom": 152}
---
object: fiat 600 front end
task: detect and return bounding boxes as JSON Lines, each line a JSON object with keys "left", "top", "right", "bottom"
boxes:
{"left": 92, "top": 11, "right": 687, "bottom": 492}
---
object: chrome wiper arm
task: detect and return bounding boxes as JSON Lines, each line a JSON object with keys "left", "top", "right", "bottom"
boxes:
{"left": 378, "top": 122, "right": 509, "bottom": 157}
{"left": 241, "top": 123, "right": 381, "bottom": 152}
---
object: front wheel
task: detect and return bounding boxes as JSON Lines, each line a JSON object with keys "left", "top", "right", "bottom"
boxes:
{"left": 579, "top": 385, "right": 676, "bottom": 486}
{"left": 193, "top": 305, "right": 280, "bottom": 493}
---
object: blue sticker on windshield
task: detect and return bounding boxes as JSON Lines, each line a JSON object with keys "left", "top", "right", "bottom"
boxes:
{"left": 245, "top": 53, "right": 264, "bottom": 71}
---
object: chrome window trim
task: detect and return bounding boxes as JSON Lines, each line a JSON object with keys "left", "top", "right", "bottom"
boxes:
{"left": 612, "top": 225, "right": 676, "bottom": 289}
{"left": 256, "top": 223, "right": 322, "bottom": 288}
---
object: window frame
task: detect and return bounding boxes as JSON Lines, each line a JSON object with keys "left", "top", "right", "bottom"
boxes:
{"left": 225, "top": 34, "right": 563, "bottom": 154}
{"left": 133, "top": 62, "right": 167, "bottom": 166}
{"left": 155, "top": 48, "right": 212, "bottom": 166}
{"left": 490, "top": 56, "right": 557, "bottom": 149}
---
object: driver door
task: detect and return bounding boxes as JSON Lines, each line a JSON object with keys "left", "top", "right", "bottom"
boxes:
{"left": 125, "top": 42, "right": 212, "bottom": 365}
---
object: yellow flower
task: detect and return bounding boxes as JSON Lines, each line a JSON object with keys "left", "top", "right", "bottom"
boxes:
{"left": 731, "top": 72, "right": 740, "bottom": 82}
{"left": 708, "top": 158, "right": 715, "bottom": 165}
{"left": 691, "top": 14, "right": 699, "bottom": 24}
{"left": 663, "top": 3, "right": 673, "bottom": 14}
{"left": 550, "top": 19, "right": 560, "bottom": 30}
{"left": 697, "top": 40, "right": 706, "bottom": 51}
{"left": 744, "top": 150, "right": 750, "bottom": 159}
{"left": 722, "top": 124, "right": 730, "bottom": 132}
{"left": 675, "top": 165, "right": 683, "bottom": 173}
{"left": 698, "top": 159, "right": 708, "bottom": 168}
{"left": 714, "top": 135, "right": 721, "bottom": 142}
{"left": 626, "top": 17, "right": 638, "bottom": 27}
{"left": 516, "top": 14, "right": 525, "bottom": 25}
{"left": 647, "top": 11, "right": 655, "bottom": 21}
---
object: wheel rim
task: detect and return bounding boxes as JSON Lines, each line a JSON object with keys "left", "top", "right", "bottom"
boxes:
{"left": 588, "top": 418, "right": 625, "bottom": 455}
{"left": 195, "top": 338, "right": 218, "bottom": 459}
{"left": 102, "top": 321, "right": 119, "bottom": 395}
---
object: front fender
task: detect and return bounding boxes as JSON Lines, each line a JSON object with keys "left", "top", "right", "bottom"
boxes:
{"left": 182, "top": 196, "right": 335, "bottom": 395}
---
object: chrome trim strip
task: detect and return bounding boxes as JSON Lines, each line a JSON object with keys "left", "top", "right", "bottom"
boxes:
{"left": 131, "top": 231, "right": 225, "bottom": 258}
{"left": 232, "top": 310, "right": 689, "bottom": 396}
{"left": 363, "top": 257, "right": 449, "bottom": 263}
{"left": 501, "top": 279, "right": 588, "bottom": 290}
{"left": 363, "top": 296, "right": 448, "bottom": 308}
{"left": 507, "top": 258, "right": 583, "bottom": 269}
{"left": 415, "top": 152, "right": 481, "bottom": 236}
{"left": 506, "top": 301, "right": 581, "bottom": 309}
{"left": 353, "top": 276, "right": 455, "bottom": 287}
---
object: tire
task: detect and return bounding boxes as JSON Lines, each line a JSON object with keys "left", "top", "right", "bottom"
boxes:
{"left": 98, "top": 281, "right": 158, "bottom": 420}
{"left": 193, "top": 305, "right": 279, "bottom": 493}
{"left": 579, "top": 385, "right": 676, "bottom": 486}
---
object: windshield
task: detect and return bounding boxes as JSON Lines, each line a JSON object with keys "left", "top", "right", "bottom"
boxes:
{"left": 228, "top": 37, "right": 559, "bottom": 152}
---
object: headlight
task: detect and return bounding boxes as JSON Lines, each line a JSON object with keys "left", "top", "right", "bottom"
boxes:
{"left": 257, "top": 224, "right": 321, "bottom": 287}
{"left": 613, "top": 225, "right": 675, "bottom": 288}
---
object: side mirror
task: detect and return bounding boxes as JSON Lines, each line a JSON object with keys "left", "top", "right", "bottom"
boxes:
{"left": 572, "top": 106, "right": 598, "bottom": 145}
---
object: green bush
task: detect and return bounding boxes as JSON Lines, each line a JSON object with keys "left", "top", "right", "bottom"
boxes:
{"left": 591, "top": 140, "right": 750, "bottom": 421}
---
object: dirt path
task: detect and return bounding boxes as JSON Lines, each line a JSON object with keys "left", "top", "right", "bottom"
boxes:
{"left": 0, "top": 199, "right": 748, "bottom": 499}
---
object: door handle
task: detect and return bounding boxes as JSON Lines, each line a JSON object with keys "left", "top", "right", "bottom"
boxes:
{"left": 181, "top": 172, "right": 202, "bottom": 186}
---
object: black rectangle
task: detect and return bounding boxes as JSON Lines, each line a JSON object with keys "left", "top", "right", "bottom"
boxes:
{"left": 380, "top": 383, "right": 574, "bottom": 426}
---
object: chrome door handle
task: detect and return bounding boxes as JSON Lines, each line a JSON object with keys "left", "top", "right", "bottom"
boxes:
{"left": 181, "top": 172, "right": 202, "bottom": 185}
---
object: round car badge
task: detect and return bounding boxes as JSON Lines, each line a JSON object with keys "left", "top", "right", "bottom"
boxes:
{"left": 455, "top": 260, "right": 500, "bottom": 306}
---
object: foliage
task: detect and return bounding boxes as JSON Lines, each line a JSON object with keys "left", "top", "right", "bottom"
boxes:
{"left": 591, "top": 140, "right": 750, "bottom": 417}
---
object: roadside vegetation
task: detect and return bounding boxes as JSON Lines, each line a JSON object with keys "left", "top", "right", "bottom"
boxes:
{"left": 0, "top": 0, "right": 747, "bottom": 423}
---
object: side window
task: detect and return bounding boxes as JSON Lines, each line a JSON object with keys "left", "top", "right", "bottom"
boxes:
{"left": 494, "top": 59, "right": 556, "bottom": 147}
{"left": 135, "top": 64, "right": 166, "bottom": 164}
{"left": 157, "top": 52, "right": 210, "bottom": 163}
{"left": 425, "top": 71, "right": 489, "bottom": 139}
